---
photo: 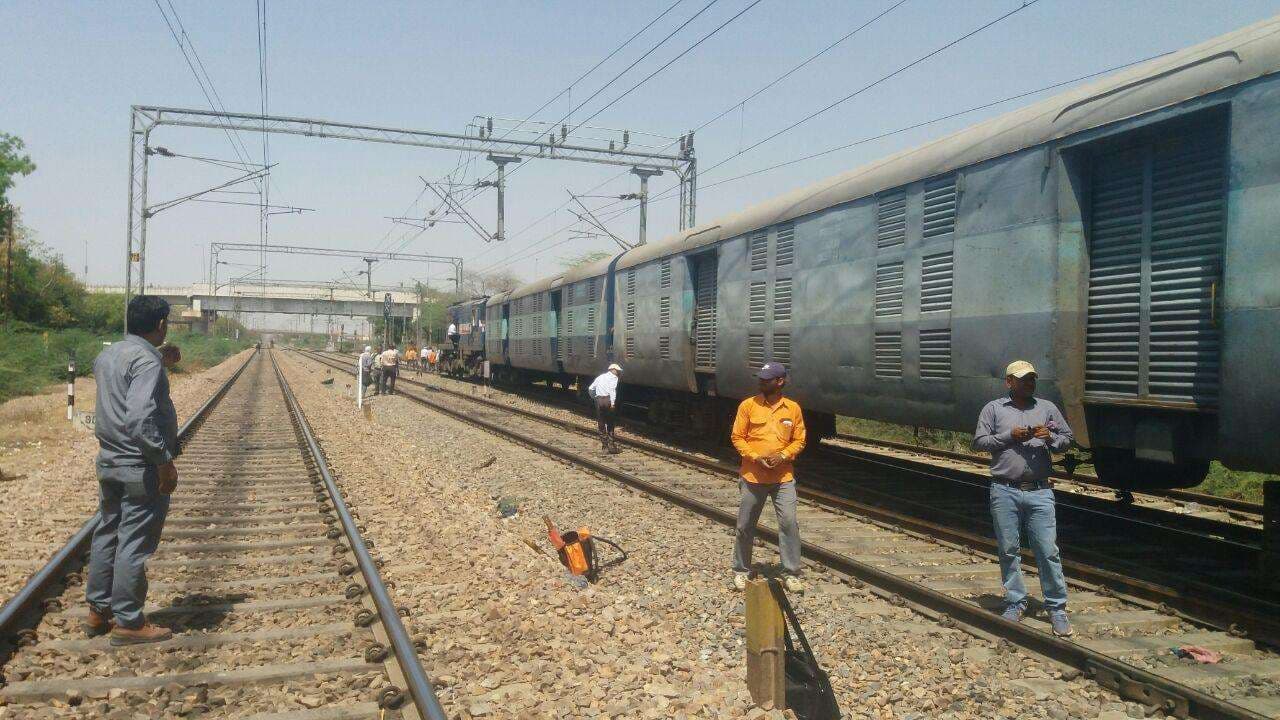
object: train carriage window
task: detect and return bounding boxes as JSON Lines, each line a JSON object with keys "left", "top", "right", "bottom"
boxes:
{"left": 877, "top": 190, "right": 907, "bottom": 249}
{"left": 659, "top": 336, "right": 671, "bottom": 359}
{"left": 920, "top": 328, "right": 952, "bottom": 380}
{"left": 660, "top": 259, "right": 672, "bottom": 288}
{"left": 587, "top": 306, "right": 597, "bottom": 335}
{"left": 922, "top": 176, "right": 958, "bottom": 238}
{"left": 874, "top": 261, "right": 905, "bottom": 317}
{"left": 874, "top": 331, "right": 903, "bottom": 379}
{"left": 627, "top": 270, "right": 636, "bottom": 295}
{"left": 750, "top": 230, "right": 769, "bottom": 271}
{"left": 625, "top": 302, "right": 636, "bottom": 332}
{"left": 749, "top": 282, "right": 767, "bottom": 324}
{"left": 772, "top": 332, "right": 791, "bottom": 366}
{"left": 920, "top": 251, "right": 954, "bottom": 313}
{"left": 747, "top": 334, "right": 766, "bottom": 369}
{"left": 775, "top": 224, "right": 795, "bottom": 266}
{"left": 774, "top": 278, "right": 792, "bottom": 322}
{"left": 659, "top": 297, "right": 671, "bottom": 328}
{"left": 625, "top": 337, "right": 636, "bottom": 359}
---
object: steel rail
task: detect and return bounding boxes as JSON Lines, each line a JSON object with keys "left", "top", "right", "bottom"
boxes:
{"left": 268, "top": 351, "right": 448, "bottom": 720}
{"left": 0, "top": 347, "right": 258, "bottom": 653}
{"left": 290, "top": 349, "right": 1269, "bottom": 720}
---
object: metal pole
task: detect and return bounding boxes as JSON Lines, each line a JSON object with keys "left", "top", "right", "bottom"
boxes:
{"left": 123, "top": 113, "right": 141, "bottom": 335}
{"left": 138, "top": 127, "right": 154, "bottom": 293}
{"left": 686, "top": 156, "right": 697, "bottom": 229}
{"left": 630, "top": 167, "right": 663, "bottom": 247}
{"left": 487, "top": 155, "right": 521, "bottom": 241}
{"left": 4, "top": 206, "right": 13, "bottom": 317}
{"left": 66, "top": 358, "right": 76, "bottom": 421}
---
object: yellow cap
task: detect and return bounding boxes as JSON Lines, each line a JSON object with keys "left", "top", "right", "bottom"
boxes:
{"left": 1005, "top": 360, "right": 1036, "bottom": 378}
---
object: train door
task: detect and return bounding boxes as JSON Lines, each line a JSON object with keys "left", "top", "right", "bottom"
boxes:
{"left": 690, "top": 251, "right": 718, "bottom": 374}
{"left": 1084, "top": 114, "right": 1227, "bottom": 407}
{"left": 501, "top": 303, "right": 511, "bottom": 359}
{"left": 552, "top": 289, "right": 565, "bottom": 368}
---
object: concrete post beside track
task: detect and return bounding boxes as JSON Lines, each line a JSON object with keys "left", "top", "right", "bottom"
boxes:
{"left": 745, "top": 577, "right": 786, "bottom": 711}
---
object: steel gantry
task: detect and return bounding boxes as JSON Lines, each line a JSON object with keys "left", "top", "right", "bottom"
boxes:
{"left": 123, "top": 105, "right": 697, "bottom": 330}
{"left": 208, "top": 243, "right": 464, "bottom": 298}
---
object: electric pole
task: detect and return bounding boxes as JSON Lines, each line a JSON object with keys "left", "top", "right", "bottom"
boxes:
{"left": 487, "top": 154, "right": 521, "bottom": 241}
{"left": 630, "top": 167, "right": 663, "bottom": 246}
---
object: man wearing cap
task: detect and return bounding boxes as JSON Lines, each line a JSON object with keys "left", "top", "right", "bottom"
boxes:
{"left": 731, "top": 362, "right": 807, "bottom": 593}
{"left": 973, "top": 360, "right": 1075, "bottom": 636}
{"left": 588, "top": 364, "right": 623, "bottom": 454}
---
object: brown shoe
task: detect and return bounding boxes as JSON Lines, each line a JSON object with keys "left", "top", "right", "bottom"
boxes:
{"left": 82, "top": 606, "right": 112, "bottom": 637}
{"left": 109, "top": 622, "right": 173, "bottom": 646}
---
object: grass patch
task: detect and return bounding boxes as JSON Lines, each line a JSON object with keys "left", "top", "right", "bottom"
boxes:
{"left": 836, "top": 415, "right": 974, "bottom": 454}
{"left": 0, "top": 325, "right": 253, "bottom": 404}
{"left": 1192, "top": 464, "right": 1271, "bottom": 504}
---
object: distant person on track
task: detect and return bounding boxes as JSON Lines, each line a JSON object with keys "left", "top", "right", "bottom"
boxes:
{"left": 370, "top": 346, "right": 384, "bottom": 395}
{"left": 447, "top": 322, "right": 460, "bottom": 353}
{"left": 379, "top": 343, "right": 400, "bottom": 395}
{"left": 973, "top": 360, "right": 1075, "bottom": 637}
{"left": 358, "top": 345, "right": 376, "bottom": 392}
{"left": 731, "top": 362, "right": 807, "bottom": 594}
{"left": 404, "top": 345, "right": 418, "bottom": 373}
{"left": 587, "top": 363, "right": 623, "bottom": 454}
{"left": 86, "top": 295, "right": 179, "bottom": 645}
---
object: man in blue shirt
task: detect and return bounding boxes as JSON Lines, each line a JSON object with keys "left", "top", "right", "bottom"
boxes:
{"left": 972, "top": 360, "right": 1075, "bottom": 637}
{"left": 85, "top": 295, "right": 180, "bottom": 645}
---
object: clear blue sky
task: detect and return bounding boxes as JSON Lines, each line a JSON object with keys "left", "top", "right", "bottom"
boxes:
{"left": 5, "top": 0, "right": 1278, "bottom": 302}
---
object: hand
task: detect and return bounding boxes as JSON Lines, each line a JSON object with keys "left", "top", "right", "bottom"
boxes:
{"left": 158, "top": 461, "right": 178, "bottom": 495}
{"left": 1011, "top": 427, "right": 1034, "bottom": 442}
{"left": 160, "top": 344, "right": 181, "bottom": 368}
{"left": 1033, "top": 425, "right": 1052, "bottom": 440}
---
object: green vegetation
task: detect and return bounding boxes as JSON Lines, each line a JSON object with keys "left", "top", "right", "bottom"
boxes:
{"left": 836, "top": 414, "right": 1274, "bottom": 503}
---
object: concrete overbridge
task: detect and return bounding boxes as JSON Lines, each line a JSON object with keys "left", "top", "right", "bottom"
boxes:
{"left": 87, "top": 284, "right": 420, "bottom": 329}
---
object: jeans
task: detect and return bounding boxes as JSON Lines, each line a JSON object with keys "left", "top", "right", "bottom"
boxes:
{"left": 379, "top": 366, "right": 397, "bottom": 395}
{"left": 733, "top": 479, "right": 801, "bottom": 576}
{"left": 989, "top": 482, "right": 1068, "bottom": 610}
{"left": 85, "top": 465, "right": 170, "bottom": 629}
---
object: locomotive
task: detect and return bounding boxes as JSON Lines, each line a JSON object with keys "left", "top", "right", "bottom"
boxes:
{"left": 446, "top": 17, "right": 1280, "bottom": 490}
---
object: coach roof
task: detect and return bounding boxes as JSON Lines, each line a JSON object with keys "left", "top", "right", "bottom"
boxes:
{"left": 613, "top": 15, "right": 1280, "bottom": 272}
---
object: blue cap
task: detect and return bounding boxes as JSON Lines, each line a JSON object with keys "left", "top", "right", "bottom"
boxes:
{"left": 757, "top": 362, "right": 788, "bottom": 380}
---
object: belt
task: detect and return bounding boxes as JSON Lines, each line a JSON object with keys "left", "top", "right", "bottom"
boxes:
{"left": 991, "top": 477, "right": 1051, "bottom": 491}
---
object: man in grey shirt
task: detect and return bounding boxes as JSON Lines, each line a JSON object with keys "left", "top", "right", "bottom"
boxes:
{"left": 86, "top": 295, "right": 180, "bottom": 645}
{"left": 972, "top": 360, "right": 1075, "bottom": 637}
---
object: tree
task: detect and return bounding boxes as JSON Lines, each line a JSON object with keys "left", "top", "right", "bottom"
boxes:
{"left": 460, "top": 269, "right": 520, "bottom": 297}
{"left": 0, "top": 133, "right": 36, "bottom": 203}
{"left": 559, "top": 250, "right": 611, "bottom": 269}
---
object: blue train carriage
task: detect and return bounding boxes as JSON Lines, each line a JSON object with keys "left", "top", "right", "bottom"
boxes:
{"left": 443, "top": 296, "right": 488, "bottom": 376}
{"left": 616, "top": 16, "right": 1280, "bottom": 490}
{"left": 560, "top": 256, "right": 621, "bottom": 389}
{"left": 483, "top": 290, "right": 512, "bottom": 371}
{"left": 487, "top": 275, "right": 571, "bottom": 385}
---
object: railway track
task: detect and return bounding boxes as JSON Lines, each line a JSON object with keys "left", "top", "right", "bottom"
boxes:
{"left": 830, "top": 432, "right": 1264, "bottom": 524}
{"left": 0, "top": 350, "right": 446, "bottom": 719}
{"left": 299, "top": 348, "right": 1280, "bottom": 720}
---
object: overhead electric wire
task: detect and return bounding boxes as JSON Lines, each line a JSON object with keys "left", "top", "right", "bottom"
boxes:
{"left": 474, "top": 0, "right": 906, "bottom": 272}
{"left": 423, "top": 0, "right": 728, "bottom": 255}
{"left": 385, "top": 0, "right": 695, "bottom": 260}
{"left": 480, "top": 50, "right": 1154, "bottom": 276}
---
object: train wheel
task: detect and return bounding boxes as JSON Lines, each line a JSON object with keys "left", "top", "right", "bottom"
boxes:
{"left": 1091, "top": 448, "right": 1210, "bottom": 490}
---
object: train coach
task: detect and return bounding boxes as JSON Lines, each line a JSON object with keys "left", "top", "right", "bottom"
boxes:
{"left": 472, "top": 17, "right": 1280, "bottom": 490}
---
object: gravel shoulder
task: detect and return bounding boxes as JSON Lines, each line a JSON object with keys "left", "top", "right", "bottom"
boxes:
{"left": 281, "top": 352, "right": 1138, "bottom": 720}
{"left": 0, "top": 349, "right": 255, "bottom": 598}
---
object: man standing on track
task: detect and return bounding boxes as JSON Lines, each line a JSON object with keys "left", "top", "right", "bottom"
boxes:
{"left": 587, "top": 363, "right": 623, "bottom": 454}
{"left": 973, "top": 360, "right": 1075, "bottom": 637}
{"left": 731, "top": 362, "right": 807, "bottom": 593}
{"left": 358, "top": 345, "right": 375, "bottom": 391}
{"left": 379, "top": 343, "right": 400, "bottom": 395}
{"left": 85, "top": 295, "right": 179, "bottom": 645}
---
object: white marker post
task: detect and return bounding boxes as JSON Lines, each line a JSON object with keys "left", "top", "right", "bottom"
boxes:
{"left": 66, "top": 359, "right": 76, "bottom": 421}
{"left": 356, "top": 360, "right": 364, "bottom": 409}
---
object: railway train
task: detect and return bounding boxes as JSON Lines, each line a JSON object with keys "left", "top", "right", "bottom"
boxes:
{"left": 443, "top": 17, "right": 1280, "bottom": 491}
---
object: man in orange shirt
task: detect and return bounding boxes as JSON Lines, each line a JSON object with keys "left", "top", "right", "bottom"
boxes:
{"left": 731, "top": 362, "right": 806, "bottom": 592}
